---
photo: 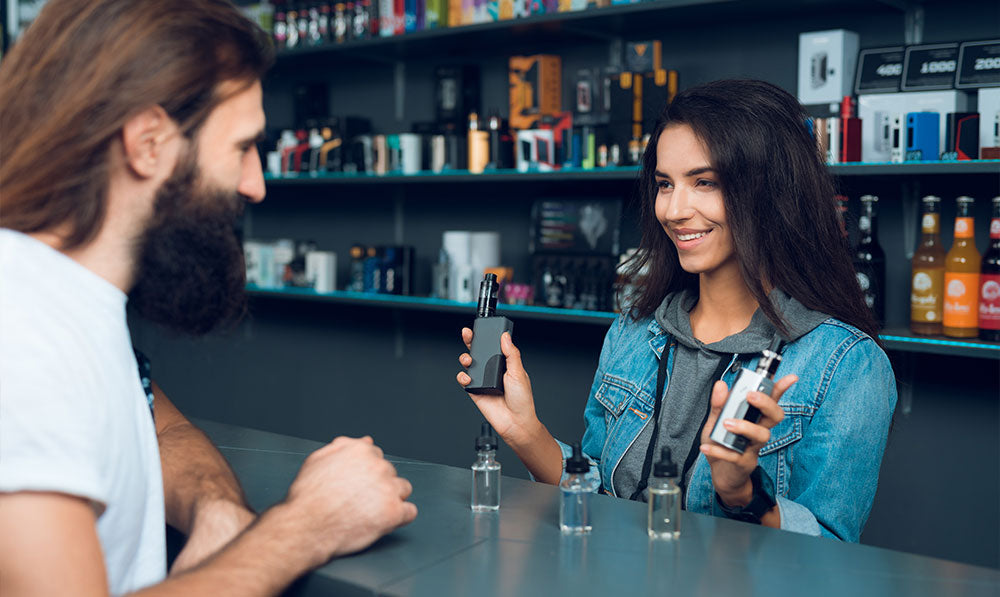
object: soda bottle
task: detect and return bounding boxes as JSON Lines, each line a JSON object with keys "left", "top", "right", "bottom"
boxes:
{"left": 910, "top": 196, "right": 946, "bottom": 335}
{"left": 979, "top": 197, "right": 1000, "bottom": 341}
{"left": 943, "top": 196, "right": 981, "bottom": 338}
{"left": 854, "top": 195, "right": 885, "bottom": 326}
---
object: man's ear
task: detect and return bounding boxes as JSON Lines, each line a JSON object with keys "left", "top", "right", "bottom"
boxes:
{"left": 121, "top": 106, "right": 178, "bottom": 179}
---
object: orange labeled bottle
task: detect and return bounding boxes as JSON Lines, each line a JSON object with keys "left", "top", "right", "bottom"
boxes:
{"left": 910, "top": 196, "right": 946, "bottom": 335}
{"left": 943, "top": 196, "right": 981, "bottom": 338}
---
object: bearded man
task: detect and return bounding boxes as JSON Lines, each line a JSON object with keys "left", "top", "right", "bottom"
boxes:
{"left": 0, "top": 2, "right": 417, "bottom": 595}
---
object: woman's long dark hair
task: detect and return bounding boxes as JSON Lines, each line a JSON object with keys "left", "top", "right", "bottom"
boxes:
{"left": 622, "top": 79, "right": 880, "bottom": 342}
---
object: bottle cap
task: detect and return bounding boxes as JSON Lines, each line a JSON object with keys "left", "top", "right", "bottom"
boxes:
{"left": 957, "top": 196, "right": 975, "bottom": 205}
{"left": 565, "top": 442, "right": 590, "bottom": 474}
{"left": 922, "top": 195, "right": 941, "bottom": 204}
{"left": 475, "top": 422, "right": 497, "bottom": 451}
{"left": 652, "top": 447, "right": 678, "bottom": 478}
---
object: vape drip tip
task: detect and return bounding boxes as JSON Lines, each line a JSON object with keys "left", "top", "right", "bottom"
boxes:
{"left": 756, "top": 337, "right": 784, "bottom": 379}
{"left": 477, "top": 273, "right": 499, "bottom": 318}
{"left": 566, "top": 442, "right": 590, "bottom": 474}
{"left": 476, "top": 422, "right": 497, "bottom": 451}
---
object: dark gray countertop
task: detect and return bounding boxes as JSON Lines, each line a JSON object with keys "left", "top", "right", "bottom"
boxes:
{"left": 197, "top": 419, "right": 1000, "bottom": 597}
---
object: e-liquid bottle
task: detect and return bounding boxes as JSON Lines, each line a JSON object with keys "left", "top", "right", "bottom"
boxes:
{"left": 979, "top": 197, "right": 1000, "bottom": 341}
{"left": 911, "top": 195, "right": 946, "bottom": 335}
{"left": 560, "top": 442, "right": 599, "bottom": 533}
{"left": 709, "top": 338, "right": 783, "bottom": 453}
{"left": 944, "top": 196, "right": 981, "bottom": 338}
{"left": 464, "top": 273, "right": 514, "bottom": 394}
{"left": 471, "top": 422, "right": 501, "bottom": 511}
{"left": 647, "top": 447, "right": 680, "bottom": 539}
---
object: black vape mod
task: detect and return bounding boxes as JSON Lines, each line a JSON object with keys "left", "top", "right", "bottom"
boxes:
{"left": 709, "top": 338, "right": 783, "bottom": 454}
{"left": 465, "top": 273, "right": 514, "bottom": 395}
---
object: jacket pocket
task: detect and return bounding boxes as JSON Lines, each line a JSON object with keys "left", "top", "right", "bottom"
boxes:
{"left": 593, "top": 373, "right": 635, "bottom": 418}
{"left": 760, "top": 415, "right": 803, "bottom": 456}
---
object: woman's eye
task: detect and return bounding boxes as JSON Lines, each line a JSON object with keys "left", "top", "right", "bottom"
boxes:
{"left": 697, "top": 179, "right": 717, "bottom": 188}
{"left": 656, "top": 180, "right": 672, "bottom": 190}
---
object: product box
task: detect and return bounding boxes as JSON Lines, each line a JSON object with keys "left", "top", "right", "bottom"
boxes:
{"left": 425, "top": 0, "right": 446, "bottom": 27}
{"left": 509, "top": 55, "right": 562, "bottom": 130}
{"left": 435, "top": 65, "right": 480, "bottom": 126}
{"left": 857, "top": 90, "right": 974, "bottom": 162}
{"left": 448, "top": 0, "right": 463, "bottom": 25}
{"left": 573, "top": 67, "right": 612, "bottom": 127}
{"left": 798, "top": 30, "right": 860, "bottom": 105}
{"left": 641, "top": 69, "right": 678, "bottom": 136}
{"left": 979, "top": 88, "right": 1000, "bottom": 157}
{"left": 625, "top": 40, "right": 662, "bottom": 73}
{"left": 529, "top": 198, "right": 622, "bottom": 255}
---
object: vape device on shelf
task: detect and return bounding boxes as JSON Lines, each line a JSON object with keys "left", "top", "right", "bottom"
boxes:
{"left": 943, "top": 112, "right": 980, "bottom": 160}
{"left": 906, "top": 112, "right": 940, "bottom": 161}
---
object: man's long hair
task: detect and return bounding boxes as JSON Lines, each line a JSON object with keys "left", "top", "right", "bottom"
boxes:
{"left": 0, "top": 0, "right": 273, "bottom": 250}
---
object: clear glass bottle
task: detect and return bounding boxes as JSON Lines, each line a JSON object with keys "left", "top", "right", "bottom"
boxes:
{"left": 647, "top": 447, "right": 680, "bottom": 539}
{"left": 854, "top": 194, "right": 886, "bottom": 326}
{"left": 471, "top": 423, "right": 500, "bottom": 512}
{"left": 560, "top": 442, "right": 598, "bottom": 533}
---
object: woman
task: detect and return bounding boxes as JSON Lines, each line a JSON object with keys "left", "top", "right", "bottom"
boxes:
{"left": 457, "top": 79, "right": 896, "bottom": 541}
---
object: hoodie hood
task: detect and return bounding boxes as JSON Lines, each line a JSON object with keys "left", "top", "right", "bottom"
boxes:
{"left": 654, "top": 287, "right": 830, "bottom": 355}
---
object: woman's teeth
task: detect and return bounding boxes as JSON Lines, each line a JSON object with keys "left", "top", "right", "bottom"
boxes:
{"left": 677, "top": 231, "right": 708, "bottom": 241}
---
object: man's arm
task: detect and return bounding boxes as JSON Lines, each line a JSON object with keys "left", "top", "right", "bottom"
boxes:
{"left": 153, "top": 382, "right": 256, "bottom": 573}
{"left": 0, "top": 436, "right": 417, "bottom": 597}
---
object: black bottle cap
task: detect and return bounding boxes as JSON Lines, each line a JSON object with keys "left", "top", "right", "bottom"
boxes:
{"left": 475, "top": 422, "right": 497, "bottom": 451}
{"left": 565, "top": 442, "right": 590, "bottom": 474}
{"left": 652, "top": 447, "right": 677, "bottom": 478}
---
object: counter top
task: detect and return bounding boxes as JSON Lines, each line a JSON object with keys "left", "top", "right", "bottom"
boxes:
{"left": 198, "top": 420, "right": 1000, "bottom": 597}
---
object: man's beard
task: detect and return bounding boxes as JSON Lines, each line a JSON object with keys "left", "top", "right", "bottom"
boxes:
{"left": 129, "top": 154, "right": 248, "bottom": 336}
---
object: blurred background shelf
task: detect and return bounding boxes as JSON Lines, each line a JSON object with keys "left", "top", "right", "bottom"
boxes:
{"left": 248, "top": 288, "right": 1000, "bottom": 359}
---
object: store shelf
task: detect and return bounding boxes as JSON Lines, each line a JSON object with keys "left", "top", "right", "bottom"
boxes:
{"left": 273, "top": 0, "right": 905, "bottom": 63}
{"left": 829, "top": 160, "right": 1000, "bottom": 177}
{"left": 264, "top": 160, "right": 1000, "bottom": 187}
{"left": 879, "top": 328, "right": 1000, "bottom": 360}
{"left": 248, "top": 287, "right": 618, "bottom": 324}
{"left": 248, "top": 287, "right": 1000, "bottom": 358}
{"left": 263, "top": 166, "right": 641, "bottom": 185}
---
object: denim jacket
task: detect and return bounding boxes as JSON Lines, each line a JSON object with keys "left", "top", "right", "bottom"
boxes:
{"left": 556, "top": 313, "right": 897, "bottom": 542}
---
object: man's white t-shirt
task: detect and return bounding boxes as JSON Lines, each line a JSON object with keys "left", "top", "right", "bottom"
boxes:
{"left": 0, "top": 229, "right": 167, "bottom": 594}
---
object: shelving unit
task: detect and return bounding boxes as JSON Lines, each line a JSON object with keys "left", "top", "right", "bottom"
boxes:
{"left": 263, "top": 160, "right": 1000, "bottom": 186}
{"left": 273, "top": 0, "right": 910, "bottom": 63}
{"left": 248, "top": 287, "right": 1000, "bottom": 359}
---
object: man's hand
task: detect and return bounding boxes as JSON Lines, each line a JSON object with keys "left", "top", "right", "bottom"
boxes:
{"left": 282, "top": 436, "right": 418, "bottom": 567}
{"left": 169, "top": 499, "right": 255, "bottom": 575}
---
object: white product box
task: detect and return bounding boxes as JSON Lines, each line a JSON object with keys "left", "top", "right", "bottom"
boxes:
{"left": 305, "top": 251, "right": 337, "bottom": 293}
{"left": 858, "top": 90, "right": 974, "bottom": 162}
{"left": 978, "top": 88, "right": 1000, "bottom": 153}
{"left": 798, "top": 30, "right": 860, "bottom": 105}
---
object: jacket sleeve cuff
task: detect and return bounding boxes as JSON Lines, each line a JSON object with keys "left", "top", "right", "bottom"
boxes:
{"left": 776, "top": 496, "right": 824, "bottom": 536}
{"left": 531, "top": 438, "right": 599, "bottom": 491}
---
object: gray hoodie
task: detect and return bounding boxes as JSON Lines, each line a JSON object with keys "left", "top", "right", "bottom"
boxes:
{"left": 612, "top": 287, "right": 830, "bottom": 501}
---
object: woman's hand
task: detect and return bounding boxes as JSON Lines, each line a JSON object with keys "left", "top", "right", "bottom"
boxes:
{"left": 456, "top": 329, "right": 542, "bottom": 448}
{"left": 699, "top": 374, "right": 798, "bottom": 507}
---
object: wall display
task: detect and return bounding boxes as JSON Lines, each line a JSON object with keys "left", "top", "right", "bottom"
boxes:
{"left": 797, "top": 29, "right": 860, "bottom": 105}
{"left": 956, "top": 39, "right": 1000, "bottom": 89}
{"left": 855, "top": 47, "right": 905, "bottom": 94}
{"left": 902, "top": 43, "right": 960, "bottom": 91}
